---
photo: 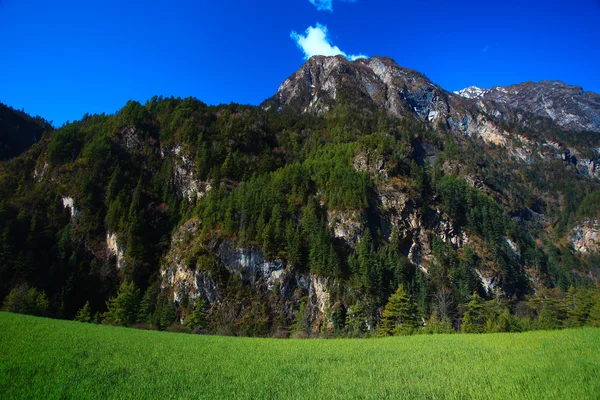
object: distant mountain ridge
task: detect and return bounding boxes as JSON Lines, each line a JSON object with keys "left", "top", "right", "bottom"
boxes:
{"left": 454, "top": 81, "right": 600, "bottom": 133}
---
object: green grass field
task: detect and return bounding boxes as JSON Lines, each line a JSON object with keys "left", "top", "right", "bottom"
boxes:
{"left": 1, "top": 312, "right": 599, "bottom": 399}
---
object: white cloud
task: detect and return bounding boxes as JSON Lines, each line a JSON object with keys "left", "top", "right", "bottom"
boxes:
{"left": 309, "top": 0, "right": 333, "bottom": 11}
{"left": 308, "top": 0, "right": 357, "bottom": 12}
{"left": 290, "top": 23, "right": 367, "bottom": 61}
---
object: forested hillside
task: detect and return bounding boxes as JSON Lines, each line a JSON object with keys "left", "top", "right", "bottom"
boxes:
{"left": 1, "top": 57, "right": 600, "bottom": 337}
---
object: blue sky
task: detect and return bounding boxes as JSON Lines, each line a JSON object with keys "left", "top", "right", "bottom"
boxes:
{"left": 1, "top": 0, "right": 599, "bottom": 126}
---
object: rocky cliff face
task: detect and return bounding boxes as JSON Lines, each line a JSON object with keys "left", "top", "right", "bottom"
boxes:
{"left": 159, "top": 218, "right": 335, "bottom": 334}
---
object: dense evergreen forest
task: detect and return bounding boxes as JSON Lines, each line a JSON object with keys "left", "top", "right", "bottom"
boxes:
{"left": 1, "top": 95, "right": 600, "bottom": 337}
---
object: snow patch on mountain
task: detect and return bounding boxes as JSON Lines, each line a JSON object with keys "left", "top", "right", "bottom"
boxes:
{"left": 454, "top": 86, "right": 488, "bottom": 99}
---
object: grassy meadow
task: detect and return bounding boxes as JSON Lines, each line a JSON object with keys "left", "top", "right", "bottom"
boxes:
{"left": 1, "top": 312, "right": 599, "bottom": 399}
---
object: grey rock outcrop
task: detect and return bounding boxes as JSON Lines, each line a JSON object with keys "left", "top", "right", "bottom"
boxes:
{"left": 569, "top": 220, "right": 600, "bottom": 254}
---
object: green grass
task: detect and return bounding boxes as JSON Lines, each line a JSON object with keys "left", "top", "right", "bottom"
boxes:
{"left": 1, "top": 312, "right": 599, "bottom": 399}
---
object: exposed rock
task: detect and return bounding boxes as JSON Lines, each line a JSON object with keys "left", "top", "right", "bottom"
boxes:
{"left": 164, "top": 144, "right": 212, "bottom": 200}
{"left": 476, "top": 116, "right": 509, "bottom": 146}
{"left": 476, "top": 269, "right": 497, "bottom": 295}
{"left": 106, "top": 232, "right": 125, "bottom": 270}
{"left": 576, "top": 158, "right": 600, "bottom": 179}
{"left": 218, "top": 239, "right": 285, "bottom": 290}
{"left": 61, "top": 196, "right": 79, "bottom": 219}
{"left": 505, "top": 237, "right": 520, "bottom": 256}
{"left": 353, "top": 150, "right": 387, "bottom": 178}
{"left": 161, "top": 262, "right": 218, "bottom": 304}
{"left": 33, "top": 161, "right": 48, "bottom": 180}
{"left": 159, "top": 218, "right": 219, "bottom": 304}
{"left": 160, "top": 218, "right": 337, "bottom": 331}
{"left": 265, "top": 55, "right": 450, "bottom": 126}
{"left": 308, "top": 275, "right": 331, "bottom": 332}
{"left": 327, "top": 209, "right": 363, "bottom": 243}
{"left": 377, "top": 180, "right": 416, "bottom": 233}
{"left": 120, "top": 127, "right": 144, "bottom": 151}
{"left": 569, "top": 220, "right": 600, "bottom": 254}
{"left": 454, "top": 86, "right": 487, "bottom": 99}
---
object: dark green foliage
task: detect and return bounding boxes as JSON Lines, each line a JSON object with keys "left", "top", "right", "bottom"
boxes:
{"left": 75, "top": 301, "right": 93, "bottom": 323}
{"left": 138, "top": 283, "right": 159, "bottom": 324}
{"left": 185, "top": 300, "right": 209, "bottom": 333}
{"left": 436, "top": 175, "right": 533, "bottom": 297}
{"left": 0, "top": 103, "right": 52, "bottom": 160}
{"left": 344, "top": 301, "right": 370, "bottom": 337}
{"left": 102, "top": 280, "right": 140, "bottom": 326}
{"left": 47, "top": 124, "right": 84, "bottom": 163}
{"left": 461, "top": 293, "right": 486, "bottom": 333}
{"left": 154, "top": 292, "right": 177, "bottom": 330}
{"left": 2, "top": 284, "right": 49, "bottom": 317}
{"left": 576, "top": 189, "right": 600, "bottom": 219}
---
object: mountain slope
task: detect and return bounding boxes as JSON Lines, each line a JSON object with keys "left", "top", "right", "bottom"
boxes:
{"left": 1, "top": 58, "right": 599, "bottom": 336}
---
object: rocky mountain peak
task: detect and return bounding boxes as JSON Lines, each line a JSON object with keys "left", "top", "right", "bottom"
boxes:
{"left": 454, "top": 86, "right": 487, "bottom": 99}
{"left": 265, "top": 55, "right": 449, "bottom": 125}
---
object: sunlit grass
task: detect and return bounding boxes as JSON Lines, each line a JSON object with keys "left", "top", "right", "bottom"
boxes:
{"left": 1, "top": 312, "right": 599, "bottom": 399}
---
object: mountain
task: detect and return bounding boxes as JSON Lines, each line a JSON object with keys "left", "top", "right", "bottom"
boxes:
{"left": 455, "top": 81, "right": 600, "bottom": 133}
{"left": 266, "top": 56, "right": 600, "bottom": 178}
{"left": 263, "top": 56, "right": 451, "bottom": 124}
{"left": 267, "top": 55, "right": 600, "bottom": 135}
{"left": 1, "top": 57, "right": 600, "bottom": 336}
{"left": 0, "top": 103, "right": 53, "bottom": 160}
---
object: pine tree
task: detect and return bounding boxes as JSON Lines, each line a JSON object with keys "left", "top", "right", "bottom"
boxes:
{"left": 103, "top": 280, "right": 140, "bottom": 326}
{"left": 186, "top": 300, "right": 208, "bottom": 333}
{"left": 285, "top": 222, "right": 302, "bottom": 270}
{"left": 537, "top": 305, "right": 558, "bottom": 330}
{"left": 461, "top": 293, "right": 486, "bottom": 333}
{"left": 75, "top": 301, "right": 92, "bottom": 323}
{"left": 357, "top": 229, "right": 376, "bottom": 291}
{"left": 379, "top": 285, "right": 419, "bottom": 336}
{"left": 154, "top": 292, "right": 177, "bottom": 329}
{"left": 567, "top": 288, "right": 596, "bottom": 327}
{"left": 345, "top": 301, "right": 369, "bottom": 338}
{"left": 138, "top": 283, "right": 159, "bottom": 324}
{"left": 424, "top": 311, "right": 455, "bottom": 334}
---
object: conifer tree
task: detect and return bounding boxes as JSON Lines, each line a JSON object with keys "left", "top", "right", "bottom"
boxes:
{"left": 379, "top": 285, "right": 419, "bottom": 336}
{"left": 567, "top": 288, "right": 596, "bottom": 327}
{"left": 186, "top": 300, "right": 209, "bottom": 333}
{"left": 103, "top": 280, "right": 140, "bottom": 326}
{"left": 138, "top": 283, "right": 159, "bottom": 324}
{"left": 461, "top": 293, "right": 486, "bottom": 333}
{"left": 75, "top": 301, "right": 92, "bottom": 323}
